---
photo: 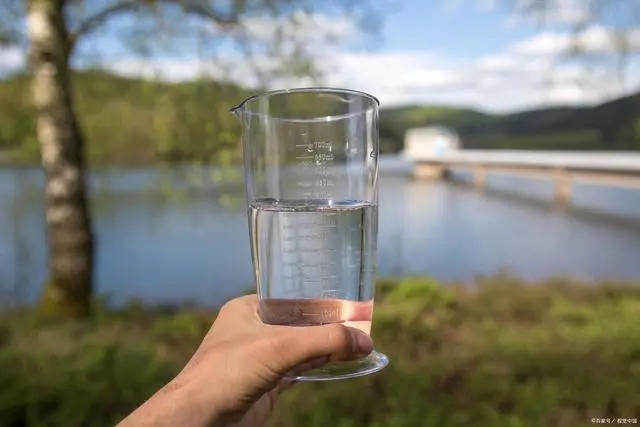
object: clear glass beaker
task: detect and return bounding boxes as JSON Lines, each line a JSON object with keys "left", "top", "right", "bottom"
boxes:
{"left": 231, "top": 88, "right": 388, "bottom": 381}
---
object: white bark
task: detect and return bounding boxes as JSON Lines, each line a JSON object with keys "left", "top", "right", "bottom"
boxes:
{"left": 27, "top": 0, "right": 94, "bottom": 317}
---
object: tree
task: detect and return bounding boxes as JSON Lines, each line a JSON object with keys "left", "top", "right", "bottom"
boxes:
{"left": 1, "top": 0, "right": 380, "bottom": 318}
{"left": 508, "top": 0, "right": 639, "bottom": 87}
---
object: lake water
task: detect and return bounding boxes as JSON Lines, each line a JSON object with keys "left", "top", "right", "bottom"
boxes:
{"left": 1, "top": 156, "right": 640, "bottom": 307}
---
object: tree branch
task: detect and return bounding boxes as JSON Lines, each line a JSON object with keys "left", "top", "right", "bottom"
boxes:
{"left": 69, "top": 0, "right": 140, "bottom": 52}
{"left": 69, "top": 0, "right": 240, "bottom": 53}
{"left": 180, "top": 2, "right": 239, "bottom": 27}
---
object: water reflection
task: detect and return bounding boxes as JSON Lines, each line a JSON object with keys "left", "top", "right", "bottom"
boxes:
{"left": 1, "top": 160, "right": 639, "bottom": 308}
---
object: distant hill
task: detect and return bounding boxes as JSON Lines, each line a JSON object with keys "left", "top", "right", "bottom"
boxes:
{"left": 1, "top": 71, "right": 638, "bottom": 166}
{"left": 380, "top": 92, "right": 640, "bottom": 153}
{"left": 378, "top": 106, "right": 493, "bottom": 153}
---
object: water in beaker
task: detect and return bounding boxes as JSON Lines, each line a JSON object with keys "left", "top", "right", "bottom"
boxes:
{"left": 233, "top": 88, "right": 388, "bottom": 381}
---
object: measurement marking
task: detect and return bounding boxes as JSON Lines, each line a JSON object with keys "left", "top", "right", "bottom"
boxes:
{"left": 282, "top": 249, "right": 338, "bottom": 254}
{"left": 295, "top": 156, "right": 314, "bottom": 160}
{"left": 301, "top": 225, "right": 338, "bottom": 229}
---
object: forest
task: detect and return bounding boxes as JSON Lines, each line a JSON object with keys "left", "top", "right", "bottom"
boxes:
{"left": 2, "top": 71, "right": 638, "bottom": 169}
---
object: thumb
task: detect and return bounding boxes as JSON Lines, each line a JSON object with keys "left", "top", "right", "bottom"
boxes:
{"left": 264, "top": 324, "right": 374, "bottom": 376}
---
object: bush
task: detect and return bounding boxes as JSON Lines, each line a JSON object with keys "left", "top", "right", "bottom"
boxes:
{"left": 1, "top": 277, "right": 639, "bottom": 427}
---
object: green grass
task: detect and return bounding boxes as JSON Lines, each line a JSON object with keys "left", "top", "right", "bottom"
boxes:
{"left": 1, "top": 276, "right": 640, "bottom": 426}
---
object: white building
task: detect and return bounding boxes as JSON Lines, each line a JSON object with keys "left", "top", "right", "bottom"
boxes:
{"left": 401, "top": 126, "right": 461, "bottom": 160}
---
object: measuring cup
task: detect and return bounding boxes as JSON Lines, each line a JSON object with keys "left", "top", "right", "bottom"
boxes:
{"left": 231, "top": 88, "right": 388, "bottom": 381}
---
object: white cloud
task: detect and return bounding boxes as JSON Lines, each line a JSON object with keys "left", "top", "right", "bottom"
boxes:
{"left": 94, "top": 10, "right": 640, "bottom": 112}
{"left": 510, "top": 26, "right": 640, "bottom": 56}
{"left": 320, "top": 51, "right": 440, "bottom": 89}
{"left": 0, "top": 45, "right": 25, "bottom": 73}
{"left": 443, "top": 0, "right": 498, "bottom": 12}
{"left": 510, "top": 32, "right": 568, "bottom": 56}
{"left": 236, "top": 12, "right": 354, "bottom": 43}
{"left": 206, "top": 11, "right": 357, "bottom": 62}
{"left": 4, "top": 7, "right": 637, "bottom": 114}
{"left": 104, "top": 42, "right": 640, "bottom": 112}
{"left": 506, "top": 0, "right": 593, "bottom": 26}
{"left": 476, "top": 53, "right": 524, "bottom": 72}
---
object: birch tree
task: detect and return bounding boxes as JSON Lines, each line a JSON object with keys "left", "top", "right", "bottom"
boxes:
{"left": 0, "top": 0, "right": 379, "bottom": 317}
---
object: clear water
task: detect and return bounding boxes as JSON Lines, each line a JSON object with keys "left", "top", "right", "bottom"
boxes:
{"left": 248, "top": 198, "right": 377, "bottom": 328}
{"left": 2, "top": 161, "right": 640, "bottom": 308}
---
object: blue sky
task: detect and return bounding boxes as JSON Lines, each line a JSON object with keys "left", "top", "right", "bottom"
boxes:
{"left": 320, "top": 0, "right": 640, "bottom": 111}
{"left": 382, "top": 1, "right": 533, "bottom": 56}
{"left": 1, "top": 0, "right": 638, "bottom": 112}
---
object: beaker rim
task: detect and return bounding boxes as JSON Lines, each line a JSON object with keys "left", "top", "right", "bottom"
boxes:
{"left": 231, "top": 87, "right": 379, "bottom": 123}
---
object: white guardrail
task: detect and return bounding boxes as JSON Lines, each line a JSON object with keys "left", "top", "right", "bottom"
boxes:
{"left": 403, "top": 150, "right": 640, "bottom": 172}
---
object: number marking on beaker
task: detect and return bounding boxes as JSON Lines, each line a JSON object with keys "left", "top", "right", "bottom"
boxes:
{"left": 294, "top": 140, "right": 335, "bottom": 198}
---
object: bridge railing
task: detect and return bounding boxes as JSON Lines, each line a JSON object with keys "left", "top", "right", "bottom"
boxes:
{"left": 404, "top": 150, "right": 640, "bottom": 172}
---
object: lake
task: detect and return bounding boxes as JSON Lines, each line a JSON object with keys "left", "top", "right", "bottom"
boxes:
{"left": 1, "top": 155, "right": 640, "bottom": 307}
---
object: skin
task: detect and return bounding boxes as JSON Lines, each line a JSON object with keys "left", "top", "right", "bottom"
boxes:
{"left": 117, "top": 295, "right": 374, "bottom": 427}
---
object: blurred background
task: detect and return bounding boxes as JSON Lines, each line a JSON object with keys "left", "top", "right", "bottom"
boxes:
{"left": 0, "top": 0, "right": 639, "bottom": 426}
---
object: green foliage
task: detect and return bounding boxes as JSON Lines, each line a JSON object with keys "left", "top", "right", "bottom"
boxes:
{"left": 2, "top": 277, "right": 640, "bottom": 427}
{"left": 0, "top": 313, "right": 188, "bottom": 426}
{"left": 0, "top": 71, "right": 250, "bottom": 167}
{"left": 379, "top": 92, "right": 640, "bottom": 152}
{"left": 3, "top": 72, "right": 638, "bottom": 162}
{"left": 271, "top": 277, "right": 640, "bottom": 427}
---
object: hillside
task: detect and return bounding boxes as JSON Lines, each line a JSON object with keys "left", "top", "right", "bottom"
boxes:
{"left": 1, "top": 72, "right": 638, "bottom": 166}
{"left": 381, "top": 93, "right": 640, "bottom": 152}
{"left": 378, "top": 106, "right": 494, "bottom": 152}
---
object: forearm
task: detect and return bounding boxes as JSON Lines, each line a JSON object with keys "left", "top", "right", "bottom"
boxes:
{"left": 117, "top": 377, "right": 222, "bottom": 427}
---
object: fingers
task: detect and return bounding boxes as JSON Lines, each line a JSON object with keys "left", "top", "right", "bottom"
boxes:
{"left": 258, "top": 298, "right": 372, "bottom": 325}
{"left": 264, "top": 324, "right": 374, "bottom": 376}
{"left": 281, "top": 356, "right": 330, "bottom": 387}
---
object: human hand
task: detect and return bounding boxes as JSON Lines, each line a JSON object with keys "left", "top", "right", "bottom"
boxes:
{"left": 117, "top": 295, "right": 374, "bottom": 427}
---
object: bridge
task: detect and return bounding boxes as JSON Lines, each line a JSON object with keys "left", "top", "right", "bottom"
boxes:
{"left": 404, "top": 150, "right": 640, "bottom": 204}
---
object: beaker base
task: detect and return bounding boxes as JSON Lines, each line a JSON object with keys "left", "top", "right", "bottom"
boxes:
{"left": 286, "top": 350, "right": 389, "bottom": 382}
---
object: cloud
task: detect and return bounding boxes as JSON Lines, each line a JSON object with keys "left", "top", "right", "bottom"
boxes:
{"left": 206, "top": 11, "right": 357, "bottom": 60}
{"left": 509, "top": 31, "right": 569, "bottom": 56}
{"left": 103, "top": 40, "right": 640, "bottom": 113}
{"left": 314, "top": 28, "right": 640, "bottom": 111}
{"left": 5, "top": 7, "right": 639, "bottom": 114}
{"left": 443, "top": 0, "right": 498, "bottom": 12}
{"left": 510, "top": 26, "right": 640, "bottom": 56}
{"left": 0, "top": 45, "right": 25, "bottom": 74}
{"left": 476, "top": 54, "right": 519, "bottom": 72}
{"left": 509, "top": 0, "right": 593, "bottom": 25}
{"left": 235, "top": 11, "right": 354, "bottom": 42}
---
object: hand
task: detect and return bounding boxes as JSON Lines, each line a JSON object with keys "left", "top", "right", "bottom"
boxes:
{"left": 117, "top": 295, "right": 374, "bottom": 427}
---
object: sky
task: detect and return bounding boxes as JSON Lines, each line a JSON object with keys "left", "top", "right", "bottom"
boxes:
{"left": 1, "top": 0, "right": 639, "bottom": 113}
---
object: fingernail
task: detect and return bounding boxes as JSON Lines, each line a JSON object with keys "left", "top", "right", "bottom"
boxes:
{"left": 356, "top": 331, "right": 373, "bottom": 355}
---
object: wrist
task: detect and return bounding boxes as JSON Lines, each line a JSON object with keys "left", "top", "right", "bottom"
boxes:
{"left": 117, "top": 374, "right": 224, "bottom": 427}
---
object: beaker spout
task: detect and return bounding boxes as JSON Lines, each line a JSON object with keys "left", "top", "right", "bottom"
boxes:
{"left": 230, "top": 104, "right": 242, "bottom": 118}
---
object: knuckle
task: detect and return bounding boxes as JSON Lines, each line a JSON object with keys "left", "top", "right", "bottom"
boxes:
{"left": 218, "top": 295, "right": 255, "bottom": 315}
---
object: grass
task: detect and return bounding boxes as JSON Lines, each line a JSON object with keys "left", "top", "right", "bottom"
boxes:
{"left": 1, "top": 275, "right": 640, "bottom": 426}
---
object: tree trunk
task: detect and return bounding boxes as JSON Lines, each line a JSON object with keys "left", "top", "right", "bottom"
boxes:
{"left": 27, "top": 0, "right": 94, "bottom": 317}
